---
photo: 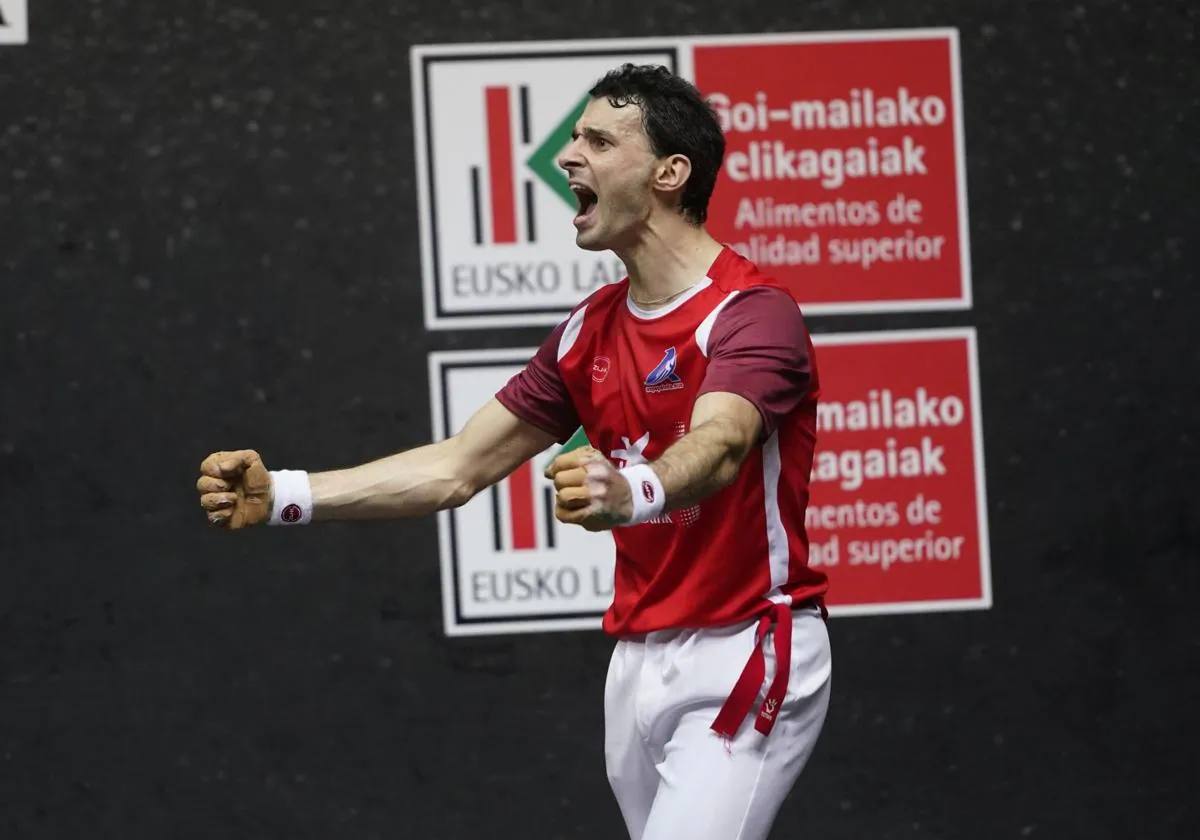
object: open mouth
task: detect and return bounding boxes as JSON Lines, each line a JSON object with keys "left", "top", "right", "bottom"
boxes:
{"left": 570, "top": 183, "right": 599, "bottom": 227}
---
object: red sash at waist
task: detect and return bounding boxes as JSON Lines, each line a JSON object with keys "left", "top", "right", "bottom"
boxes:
{"left": 710, "top": 598, "right": 826, "bottom": 738}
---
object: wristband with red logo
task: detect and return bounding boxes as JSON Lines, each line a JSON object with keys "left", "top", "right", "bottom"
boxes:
{"left": 268, "top": 470, "right": 313, "bottom": 526}
{"left": 618, "top": 463, "right": 666, "bottom": 526}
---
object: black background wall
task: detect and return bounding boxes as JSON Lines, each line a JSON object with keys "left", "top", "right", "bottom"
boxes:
{"left": 2, "top": 1, "right": 1197, "bottom": 837}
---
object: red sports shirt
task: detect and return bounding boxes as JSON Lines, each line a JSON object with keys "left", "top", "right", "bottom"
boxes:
{"left": 496, "top": 247, "right": 827, "bottom": 635}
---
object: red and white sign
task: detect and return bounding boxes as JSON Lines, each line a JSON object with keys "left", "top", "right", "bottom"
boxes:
{"left": 810, "top": 328, "right": 991, "bottom": 614}
{"left": 412, "top": 42, "right": 674, "bottom": 329}
{"left": 429, "top": 329, "right": 990, "bottom": 635}
{"left": 696, "top": 31, "right": 970, "bottom": 314}
{"left": 428, "top": 349, "right": 616, "bottom": 636}
{"left": 413, "top": 29, "right": 970, "bottom": 328}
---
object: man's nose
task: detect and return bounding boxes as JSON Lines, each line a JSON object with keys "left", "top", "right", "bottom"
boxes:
{"left": 557, "top": 136, "right": 583, "bottom": 172}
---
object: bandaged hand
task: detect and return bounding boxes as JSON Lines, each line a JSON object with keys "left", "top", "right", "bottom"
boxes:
{"left": 197, "top": 449, "right": 272, "bottom": 529}
{"left": 544, "top": 446, "right": 633, "bottom": 532}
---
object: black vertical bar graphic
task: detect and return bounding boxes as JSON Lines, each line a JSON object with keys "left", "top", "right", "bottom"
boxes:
{"left": 542, "top": 486, "right": 556, "bottom": 549}
{"left": 524, "top": 180, "right": 536, "bottom": 244}
{"left": 519, "top": 85, "right": 531, "bottom": 145}
{"left": 470, "top": 166, "right": 483, "bottom": 245}
{"left": 490, "top": 486, "right": 502, "bottom": 552}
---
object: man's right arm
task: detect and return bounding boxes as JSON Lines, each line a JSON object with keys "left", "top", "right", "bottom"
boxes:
{"left": 308, "top": 312, "right": 581, "bottom": 521}
{"left": 308, "top": 398, "right": 559, "bottom": 521}
{"left": 199, "top": 318, "right": 578, "bottom": 529}
{"left": 197, "top": 399, "right": 560, "bottom": 528}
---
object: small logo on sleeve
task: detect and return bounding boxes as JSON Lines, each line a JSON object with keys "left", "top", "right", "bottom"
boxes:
{"left": 644, "top": 347, "right": 684, "bottom": 393}
{"left": 281, "top": 504, "right": 302, "bottom": 523}
{"left": 641, "top": 480, "right": 655, "bottom": 503}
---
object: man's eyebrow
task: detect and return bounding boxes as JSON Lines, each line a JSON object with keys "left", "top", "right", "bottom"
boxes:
{"left": 573, "top": 126, "right": 618, "bottom": 142}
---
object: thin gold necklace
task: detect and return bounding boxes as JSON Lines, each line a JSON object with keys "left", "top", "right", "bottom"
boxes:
{"left": 629, "top": 280, "right": 700, "bottom": 307}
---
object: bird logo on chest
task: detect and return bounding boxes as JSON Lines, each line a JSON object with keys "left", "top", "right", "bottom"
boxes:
{"left": 643, "top": 347, "right": 685, "bottom": 394}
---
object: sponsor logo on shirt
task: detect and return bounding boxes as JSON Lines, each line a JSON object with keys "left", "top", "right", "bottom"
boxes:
{"left": 644, "top": 347, "right": 685, "bottom": 394}
{"left": 610, "top": 433, "right": 649, "bottom": 469}
{"left": 591, "top": 355, "right": 611, "bottom": 383}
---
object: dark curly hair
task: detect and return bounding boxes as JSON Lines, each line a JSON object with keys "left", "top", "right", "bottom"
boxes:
{"left": 588, "top": 64, "right": 725, "bottom": 224}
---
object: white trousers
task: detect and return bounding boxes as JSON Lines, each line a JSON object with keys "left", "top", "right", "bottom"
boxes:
{"left": 604, "top": 604, "right": 832, "bottom": 840}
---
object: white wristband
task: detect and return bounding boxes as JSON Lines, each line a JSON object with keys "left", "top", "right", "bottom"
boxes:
{"left": 619, "top": 464, "right": 665, "bottom": 526}
{"left": 268, "top": 470, "right": 313, "bottom": 526}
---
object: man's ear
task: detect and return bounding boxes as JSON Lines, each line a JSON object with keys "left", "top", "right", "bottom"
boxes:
{"left": 652, "top": 153, "right": 692, "bottom": 197}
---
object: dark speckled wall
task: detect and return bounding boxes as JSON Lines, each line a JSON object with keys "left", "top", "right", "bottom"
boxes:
{"left": 1, "top": 2, "right": 1197, "bottom": 838}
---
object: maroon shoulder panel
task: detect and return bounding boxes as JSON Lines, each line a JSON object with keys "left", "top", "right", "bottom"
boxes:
{"left": 494, "top": 319, "right": 580, "bottom": 443}
{"left": 697, "top": 286, "right": 814, "bottom": 439}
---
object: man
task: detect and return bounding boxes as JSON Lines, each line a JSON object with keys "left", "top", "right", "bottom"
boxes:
{"left": 197, "top": 64, "right": 830, "bottom": 840}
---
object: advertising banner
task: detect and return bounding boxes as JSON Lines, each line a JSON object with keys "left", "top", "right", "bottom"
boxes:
{"left": 429, "top": 350, "right": 615, "bottom": 635}
{"left": 807, "top": 328, "right": 991, "bottom": 614}
{"left": 695, "top": 34, "right": 970, "bottom": 314}
{"left": 413, "top": 29, "right": 969, "bottom": 329}
{"left": 429, "top": 327, "right": 989, "bottom": 635}
{"left": 414, "top": 43, "right": 678, "bottom": 329}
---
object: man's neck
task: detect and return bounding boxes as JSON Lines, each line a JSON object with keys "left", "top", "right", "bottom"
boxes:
{"left": 615, "top": 217, "right": 724, "bottom": 308}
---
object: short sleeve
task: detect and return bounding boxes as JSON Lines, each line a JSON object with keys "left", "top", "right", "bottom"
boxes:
{"left": 494, "top": 319, "right": 581, "bottom": 443}
{"left": 697, "top": 286, "right": 814, "bottom": 440}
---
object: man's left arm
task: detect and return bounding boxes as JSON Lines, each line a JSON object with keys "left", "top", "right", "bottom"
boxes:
{"left": 549, "top": 286, "right": 813, "bottom": 530}
{"left": 547, "top": 394, "right": 760, "bottom": 530}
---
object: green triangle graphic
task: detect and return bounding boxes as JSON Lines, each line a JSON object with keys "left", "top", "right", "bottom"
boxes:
{"left": 543, "top": 425, "right": 592, "bottom": 471}
{"left": 525, "top": 93, "right": 591, "bottom": 209}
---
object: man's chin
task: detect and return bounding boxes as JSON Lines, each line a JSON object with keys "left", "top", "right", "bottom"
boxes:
{"left": 574, "top": 228, "right": 608, "bottom": 251}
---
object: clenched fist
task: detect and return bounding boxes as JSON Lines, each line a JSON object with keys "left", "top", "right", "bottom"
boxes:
{"left": 197, "top": 449, "right": 271, "bottom": 529}
{"left": 544, "top": 445, "right": 633, "bottom": 532}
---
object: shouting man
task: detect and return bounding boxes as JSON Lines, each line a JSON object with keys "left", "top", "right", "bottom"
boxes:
{"left": 198, "top": 64, "right": 831, "bottom": 840}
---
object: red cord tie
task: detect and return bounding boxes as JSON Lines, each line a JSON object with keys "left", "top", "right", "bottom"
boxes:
{"left": 710, "top": 601, "right": 793, "bottom": 739}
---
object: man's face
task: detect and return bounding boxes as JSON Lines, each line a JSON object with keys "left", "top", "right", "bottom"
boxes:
{"left": 556, "top": 97, "right": 659, "bottom": 251}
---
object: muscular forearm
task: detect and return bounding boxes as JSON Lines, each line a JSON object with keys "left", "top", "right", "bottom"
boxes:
{"left": 651, "top": 417, "right": 753, "bottom": 511}
{"left": 200, "top": 400, "right": 556, "bottom": 530}
{"left": 309, "top": 438, "right": 475, "bottom": 521}
{"left": 547, "top": 394, "right": 761, "bottom": 531}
